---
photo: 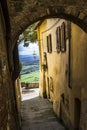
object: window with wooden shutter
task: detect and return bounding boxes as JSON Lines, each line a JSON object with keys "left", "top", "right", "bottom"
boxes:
{"left": 49, "top": 34, "right": 52, "bottom": 53}
{"left": 56, "top": 27, "right": 61, "bottom": 52}
{"left": 47, "top": 36, "right": 49, "bottom": 52}
{"left": 47, "top": 34, "right": 52, "bottom": 53}
{"left": 61, "top": 22, "right": 66, "bottom": 52}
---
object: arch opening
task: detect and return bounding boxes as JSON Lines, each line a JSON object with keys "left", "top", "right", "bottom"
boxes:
{"left": 13, "top": 12, "right": 87, "bottom": 47}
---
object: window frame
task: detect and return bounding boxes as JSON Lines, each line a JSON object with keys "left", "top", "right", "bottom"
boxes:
{"left": 61, "top": 22, "right": 66, "bottom": 52}
{"left": 47, "top": 34, "right": 52, "bottom": 53}
{"left": 56, "top": 26, "right": 61, "bottom": 53}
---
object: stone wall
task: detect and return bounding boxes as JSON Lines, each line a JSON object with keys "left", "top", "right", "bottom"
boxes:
{"left": 5, "top": 0, "right": 87, "bottom": 47}
{"left": 0, "top": 3, "right": 20, "bottom": 130}
{"left": 21, "top": 82, "right": 39, "bottom": 89}
{"left": 15, "top": 78, "right": 22, "bottom": 126}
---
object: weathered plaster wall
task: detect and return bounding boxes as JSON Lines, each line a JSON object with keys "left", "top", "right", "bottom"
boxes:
{"left": 37, "top": 20, "right": 47, "bottom": 97}
{"left": 70, "top": 23, "right": 87, "bottom": 130}
{"left": 38, "top": 18, "right": 87, "bottom": 130}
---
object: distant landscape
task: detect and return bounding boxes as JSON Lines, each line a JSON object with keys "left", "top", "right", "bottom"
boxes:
{"left": 19, "top": 55, "right": 40, "bottom": 83}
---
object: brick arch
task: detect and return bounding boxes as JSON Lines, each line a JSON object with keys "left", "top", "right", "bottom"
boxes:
{"left": 7, "top": 0, "right": 87, "bottom": 46}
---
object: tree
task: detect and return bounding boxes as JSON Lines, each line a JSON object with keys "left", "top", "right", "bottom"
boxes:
{"left": 18, "top": 22, "right": 38, "bottom": 47}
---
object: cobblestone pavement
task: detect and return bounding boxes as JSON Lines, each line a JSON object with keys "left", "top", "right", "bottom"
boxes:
{"left": 21, "top": 88, "right": 66, "bottom": 130}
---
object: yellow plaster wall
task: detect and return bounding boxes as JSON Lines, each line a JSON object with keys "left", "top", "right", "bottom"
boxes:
{"left": 38, "top": 18, "right": 87, "bottom": 130}
{"left": 70, "top": 23, "right": 87, "bottom": 130}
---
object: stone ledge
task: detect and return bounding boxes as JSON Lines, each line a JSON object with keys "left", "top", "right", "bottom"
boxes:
{"left": 21, "top": 82, "right": 39, "bottom": 89}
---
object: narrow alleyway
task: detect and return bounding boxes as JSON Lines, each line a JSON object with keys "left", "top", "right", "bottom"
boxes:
{"left": 21, "top": 88, "right": 66, "bottom": 130}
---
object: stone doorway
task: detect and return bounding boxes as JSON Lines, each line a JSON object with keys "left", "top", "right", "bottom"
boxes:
{"left": 74, "top": 98, "right": 81, "bottom": 130}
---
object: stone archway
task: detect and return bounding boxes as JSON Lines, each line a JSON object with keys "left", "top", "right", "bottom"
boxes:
{"left": 5, "top": 0, "right": 87, "bottom": 47}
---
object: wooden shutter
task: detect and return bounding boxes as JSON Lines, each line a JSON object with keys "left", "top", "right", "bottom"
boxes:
{"left": 56, "top": 27, "right": 61, "bottom": 52}
{"left": 49, "top": 34, "right": 52, "bottom": 53}
{"left": 47, "top": 36, "right": 49, "bottom": 52}
{"left": 61, "top": 22, "right": 66, "bottom": 52}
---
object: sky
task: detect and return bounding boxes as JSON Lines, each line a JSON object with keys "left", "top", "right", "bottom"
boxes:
{"left": 18, "top": 41, "right": 39, "bottom": 56}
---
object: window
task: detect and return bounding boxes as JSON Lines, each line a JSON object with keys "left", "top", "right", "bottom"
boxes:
{"left": 47, "top": 36, "right": 49, "bottom": 52}
{"left": 56, "top": 27, "right": 61, "bottom": 52}
{"left": 49, "top": 34, "right": 52, "bottom": 53}
{"left": 47, "top": 34, "right": 52, "bottom": 53}
{"left": 61, "top": 22, "right": 66, "bottom": 52}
